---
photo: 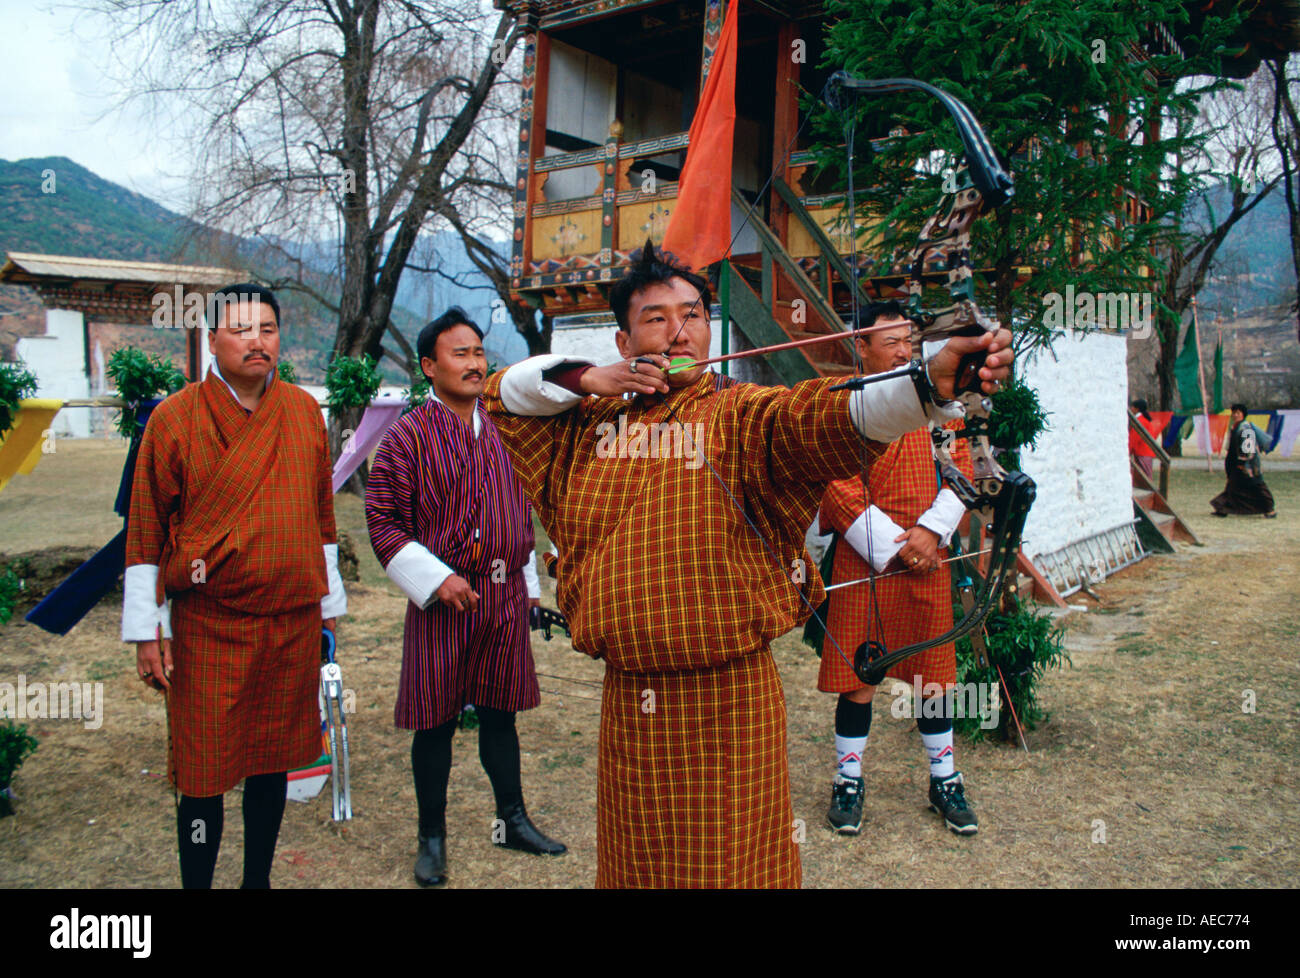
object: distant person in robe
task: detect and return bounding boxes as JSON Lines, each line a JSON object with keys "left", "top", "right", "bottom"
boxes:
{"left": 365, "top": 307, "right": 564, "bottom": 889}
{"left": 1211, "top": 403, "right": 1277, "bottom": 518}
{"left": 122, "top": 283, "right": 347, "bottom": 888}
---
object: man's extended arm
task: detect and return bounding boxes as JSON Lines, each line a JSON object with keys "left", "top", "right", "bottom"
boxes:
{"left": 482, "top": 356, "right": 595, "bottom": 514}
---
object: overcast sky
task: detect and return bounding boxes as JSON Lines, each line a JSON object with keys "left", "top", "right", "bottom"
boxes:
{"left": 0, "top": 1, "right": 190, "bottom": 207}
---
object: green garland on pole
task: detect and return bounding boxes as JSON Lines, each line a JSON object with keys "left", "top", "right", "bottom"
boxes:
{"left": 324, "top": 354, "right": 382, "bottom": 410}
{"left": 105, "top": 349, "right": 185, "bottom": 438}
{"left": 0, "top": 361, "right": 38, "bottom": 437}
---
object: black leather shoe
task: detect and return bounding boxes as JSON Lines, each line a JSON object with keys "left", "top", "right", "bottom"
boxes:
{"left": 414, "top": 835, "right": 447, "bottom": 886}
{"left": 496, "top": 803, "right": 566, "bottom": 856}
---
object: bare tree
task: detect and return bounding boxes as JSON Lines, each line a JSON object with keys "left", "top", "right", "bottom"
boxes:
{"left": 84, "top": 0, "right": 546, "bottom": 456}
{"left": 1265, "top": 54, "right": 1300, "bottom": 341}
{"left": 1146, "top": 67, "right": 1285, "bottom": 410}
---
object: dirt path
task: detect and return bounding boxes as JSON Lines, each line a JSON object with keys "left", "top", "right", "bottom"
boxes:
{"left": 1, "top": 443, "right": 1295, "bottom": 887}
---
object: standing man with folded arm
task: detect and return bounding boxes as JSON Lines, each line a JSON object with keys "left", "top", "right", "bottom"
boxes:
{"left": 123, "top": 283, "right": 348, "bottom": 888}
{"left": 365, "top": 307, "right": 564, "bottom": 889}
{"left": 482, "top": 247, "right": 1013, "bottom": 888}
{"left": 816, "top": 302, "right": 980, "bottom": 838}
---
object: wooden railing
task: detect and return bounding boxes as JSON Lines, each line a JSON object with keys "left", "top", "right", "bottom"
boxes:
{"left": 1128, "top": 409, "right": 1171, "bottom": 498}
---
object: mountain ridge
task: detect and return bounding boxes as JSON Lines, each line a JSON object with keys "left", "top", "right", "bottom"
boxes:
{"left": 0, "top": 156, "right": 526, "bottom": 379}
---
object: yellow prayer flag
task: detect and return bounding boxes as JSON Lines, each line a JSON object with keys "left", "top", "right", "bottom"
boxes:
{"left": 0, "top": 399, "right": 64, "bottom": 494}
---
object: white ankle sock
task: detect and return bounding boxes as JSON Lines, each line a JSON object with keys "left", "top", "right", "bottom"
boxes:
{"left": 835, "top": 734, "right": 867, "bottom": 779}
{"left": 922, "top": 730, "right": 955, "bottom": 779}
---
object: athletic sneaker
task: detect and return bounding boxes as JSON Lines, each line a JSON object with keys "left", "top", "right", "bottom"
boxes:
{"left": 929, "top": 772, "right": 978, "bottom": 835}
{"left": 827, "top": 774, "right": 865, "bottom": 834}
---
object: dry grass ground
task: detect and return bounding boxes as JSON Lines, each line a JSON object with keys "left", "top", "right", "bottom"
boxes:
{"left": 1, "top": 442, "right": 1296, "bottom": 888}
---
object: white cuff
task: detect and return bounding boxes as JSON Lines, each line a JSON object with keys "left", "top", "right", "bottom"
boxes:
{"left": 499, "top": 354, "right": 591, "bottom": 416}
{"left": 385, "top": 541, "right": 454, "bottom": 609}
{"left": 522, "top": 549, "right": 540, "bottom": 599}
{"left": 320, "top": 543, "right": 348, "bottom": 618}
{"left": 916, "top": 488, "right": 967, "bottom": 547}
{"left": 843, "top": 506, "right": 907, "bottom": 573}
{"left": 121, "top": 564, "right": 172, "bottom": 642}
{"left": 847, "top": 375, "right": 964, "bottom": 444}
{"left": 805, "top": 518, "right": 834, "bottom": 567}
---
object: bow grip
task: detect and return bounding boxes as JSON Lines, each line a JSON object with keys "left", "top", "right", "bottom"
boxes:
{"left": 947, "top": 323, "right": 992, "bottom": 396}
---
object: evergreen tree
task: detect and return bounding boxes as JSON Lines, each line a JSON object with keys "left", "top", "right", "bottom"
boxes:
{"left": 814, "top": 0, "right": 1242, "bottom": 351}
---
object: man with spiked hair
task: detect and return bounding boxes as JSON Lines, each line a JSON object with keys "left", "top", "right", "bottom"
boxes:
{"left": 483, "top": 245, "right": 1014, "bottom": 887}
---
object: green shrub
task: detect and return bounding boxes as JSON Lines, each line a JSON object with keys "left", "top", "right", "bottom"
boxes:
{"left": 401, "top": 368, "right": 430, "bottom": 416}
{"left": 0, "top": 561, "right": 27, "bottom": 625}
{"left": 324, "top": 354, "right": 381, "bottom": 410}
{"left": 0, "top": 361, "right": 39, "bottom": 436}
{"left": 988, "top": 378, "right": 1050, "bottom": 471}
{"left": 954, "top": 595, "right": 1071, "bottom": 742}
{"left": 0, "top": 717, "right": 38, "bottom": 815}
{"left": 277, "top": 360, "right": 298, "bottom": 384}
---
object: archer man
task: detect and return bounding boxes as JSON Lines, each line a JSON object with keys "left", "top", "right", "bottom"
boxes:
{"left": 123, "top": 283, "right": 347, "bottom": 888}
{"left": 483, "top": 245, "right": 1014, "bottom": 888}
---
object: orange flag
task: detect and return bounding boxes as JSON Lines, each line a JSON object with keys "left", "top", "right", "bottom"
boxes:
{"left": 661, "top": 0, "right": 738, "bottom": 272}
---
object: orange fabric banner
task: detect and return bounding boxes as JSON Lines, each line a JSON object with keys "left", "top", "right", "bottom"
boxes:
{"left": 1209, "top": 413, "right": 1230, "bottom": 454}
{"left": 661, "top": 0, "right": 738, "bottom": 272}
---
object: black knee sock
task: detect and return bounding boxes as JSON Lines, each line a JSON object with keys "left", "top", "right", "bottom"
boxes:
{"left": 177, "top": 793, "right": 224, "bottom": 889}
{"left": 476, "top": 706, "right": 523, "bottom": 815}
{"left": 241, "top": 772, "right": 288, "bottom": 889}
{"left": 916, "top": 693, "right": 954, "bottom": 735}
{"left": 835, "top": 694, "right": 872, "bottom": 738}
{"left": 412, "top": 720, "right": 457, "bottom": 838}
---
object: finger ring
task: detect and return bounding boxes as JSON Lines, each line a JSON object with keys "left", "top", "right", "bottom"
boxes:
{"left": 629, "top": 360, "right": 638, "bottom": 374}
{"left": 912, "top": 557, "right": 919, "bottom": 564}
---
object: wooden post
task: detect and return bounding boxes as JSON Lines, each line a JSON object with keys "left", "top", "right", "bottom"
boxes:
{"left": 701, "top": 0, "right": 729, "bottom": 374}
{"left": 1192, "top": 295, "right": 1214, "bottom": 473}
{"left": 769, "top": 18, "right": 799, "bottom": 249}
{"left": 186, "top": 313, "right": 203, "bottom": 382}
{"left": 601, "top": 120, "right": 621, "bottom": 276}
{"left": 509, "top": 22, "right": 548, "bottom": 293}
{"left": 698, "top": 0, "right": 727, "bottom": 89}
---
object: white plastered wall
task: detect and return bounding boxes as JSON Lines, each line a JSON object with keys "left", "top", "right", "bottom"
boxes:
{"left": 15, "top": 308, "right": 91, "bottom": 438}
{"left": 1017, "top": 330, "right": 1134, "bottom": 559}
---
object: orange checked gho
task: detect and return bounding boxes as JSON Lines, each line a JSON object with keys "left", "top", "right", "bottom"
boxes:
{"left": 818, "top": 422, "right": 974, "bottom": 694}
{"left": 124, "top": 369, "right": 341, "bottom": 796}
{"left": 485, "top": 367, "right": 885, "bottom": 887}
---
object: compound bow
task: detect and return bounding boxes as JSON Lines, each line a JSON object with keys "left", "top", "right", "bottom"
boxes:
{"left": 819, "top": 72, "right": 1035, "bottom": 684}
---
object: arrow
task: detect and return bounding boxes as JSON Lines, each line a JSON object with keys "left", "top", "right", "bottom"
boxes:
{"left": 664, "top": 322, "right": 910, "bottom": 374}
